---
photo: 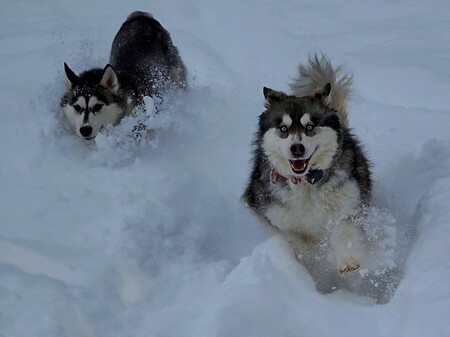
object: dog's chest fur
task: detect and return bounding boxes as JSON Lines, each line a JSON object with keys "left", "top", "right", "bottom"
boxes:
{"left": 264, "top": 172, "right": 361, "bottom": 239}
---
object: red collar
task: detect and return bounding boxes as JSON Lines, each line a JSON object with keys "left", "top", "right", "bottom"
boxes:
{"left": 270, "top": 169, "right": 306, "bottom": 185}
{"left": 271, "top": 168, "right": 324, "bottom": 185}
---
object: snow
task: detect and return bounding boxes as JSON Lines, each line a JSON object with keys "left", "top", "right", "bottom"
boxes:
{"left": 1, "top": 0, "right": 450, "bottom": 336}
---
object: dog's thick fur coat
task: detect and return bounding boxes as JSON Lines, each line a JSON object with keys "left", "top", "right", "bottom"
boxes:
{"left": 61, "top": 11, "right": 186, "bottom": 140}
{"left": 243, "top": 54, "right": 371, "bottom": 277}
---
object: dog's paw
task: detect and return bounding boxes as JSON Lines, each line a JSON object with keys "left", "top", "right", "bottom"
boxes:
{"left": 338, "top": 256, "right": 360, "bottom": 275}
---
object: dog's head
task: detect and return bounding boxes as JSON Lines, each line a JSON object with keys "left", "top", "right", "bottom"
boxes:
{"left": 259, "top": 83, "right": 342, "bottom": 178}
{"left": 61, "top": 63, "right": 124, "bottom": 140}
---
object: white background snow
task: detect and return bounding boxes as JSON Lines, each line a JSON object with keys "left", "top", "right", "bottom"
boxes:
{"left": 1, "top": 0, "right": 450, "bottom": 336}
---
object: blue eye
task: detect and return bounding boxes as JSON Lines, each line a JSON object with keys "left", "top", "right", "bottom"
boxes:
{"left": 306, "top": 124, "right": 315, "bottom": 131}
{"left": 279, "top": 125, "right": 288, "bottom": 133}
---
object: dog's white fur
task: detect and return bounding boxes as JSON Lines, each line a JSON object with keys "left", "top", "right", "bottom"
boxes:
{"left": 262, "top": 125, "right": 339, "bottom": 178}
{"left": 265, "top": 168, "right": 364, "bottom": 273}
{"left": 62, "top": 97, "right": 123, "bottom": 140}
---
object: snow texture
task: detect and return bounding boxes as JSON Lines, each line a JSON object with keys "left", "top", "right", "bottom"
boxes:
{"left": 1, "top": 0, "right": 450, "bottom": 336}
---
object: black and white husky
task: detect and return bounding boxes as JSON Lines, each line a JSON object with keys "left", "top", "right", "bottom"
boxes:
{"left": 61, "top": 11, "right": 187, "bottom": 140}
{"left": 243, "top": 54, "right": 372, "bottom": 277}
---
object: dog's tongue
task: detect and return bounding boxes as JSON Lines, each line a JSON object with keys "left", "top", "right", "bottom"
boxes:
{"left": 291, "top": 160, "right": 306, "bottom": 171}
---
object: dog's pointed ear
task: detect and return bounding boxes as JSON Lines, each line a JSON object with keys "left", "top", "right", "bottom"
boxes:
{"left": 100, "top": 64, "right": 119, "bottom": 92}
{"left": 64, "top": 63, "right": 78, "bottom": 90}
{"left": 312, "top": 83, "right": 332, "bottom": 103}
{"left": 263, "top": 87, "right": 287, "bottom": 109}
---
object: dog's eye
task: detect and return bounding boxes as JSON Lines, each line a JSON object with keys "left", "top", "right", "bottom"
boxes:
{"left": 73, "top": 104, "right": 82, "bottom": 113}
{"left": 279, "top": 125, "right": 288, "bottom": 133}
{"left": 306, "top": 124, "right": 315, "bottom": 132}
{"left": 91, "top": 103, "right": 104, "bottom": 114}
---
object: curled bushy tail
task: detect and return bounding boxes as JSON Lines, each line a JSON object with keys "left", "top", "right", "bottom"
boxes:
{"left": 290, "top": 54, "right": 352, "bottom": 128}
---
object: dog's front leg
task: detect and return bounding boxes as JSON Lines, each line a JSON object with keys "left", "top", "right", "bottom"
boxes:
{"left": 332, "top": 220, "right": 364, "bottom": 275}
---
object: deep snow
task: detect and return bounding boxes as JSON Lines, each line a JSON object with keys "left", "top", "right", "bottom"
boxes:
{"left": 1, "top": 0, "right": 450, "bottom": 336}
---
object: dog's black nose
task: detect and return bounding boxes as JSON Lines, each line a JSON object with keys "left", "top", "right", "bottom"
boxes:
{"left": 79, "top": 125, "right": 93, "bottom": 137}
{"left": 290, "top": 143, "right": 305, "bottom": 157}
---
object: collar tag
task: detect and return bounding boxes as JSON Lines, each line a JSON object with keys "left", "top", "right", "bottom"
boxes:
{"left": 306, "top": 170, "right": 323, "bottom": 185}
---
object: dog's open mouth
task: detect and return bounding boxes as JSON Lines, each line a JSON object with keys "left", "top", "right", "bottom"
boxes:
{"left": 289, "top": 159, "right": 309, "bottom": 174}
{"left": 289, "top": 147, "right": 317, "bottom": 175}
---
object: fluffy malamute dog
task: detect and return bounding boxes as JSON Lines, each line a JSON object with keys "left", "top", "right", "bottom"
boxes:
{"left": 61, "top": 11, "right": 187, "bottom": 140}
{"left": 243, "top": 54, "right": 371, "bottom": 276}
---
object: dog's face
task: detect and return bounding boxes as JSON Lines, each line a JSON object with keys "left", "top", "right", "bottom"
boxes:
{"left": 61, "top": 63, "right": 124, "bottom": 140}
{"left": 260, "top": 84, "right": 342, "bottom": 178}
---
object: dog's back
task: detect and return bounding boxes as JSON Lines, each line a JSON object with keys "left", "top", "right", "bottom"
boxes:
{"left": 110, "top": 11, "right": 187, "bottom": 98}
